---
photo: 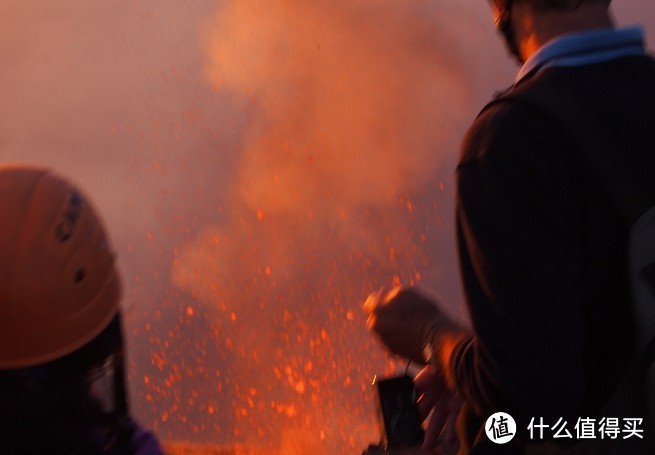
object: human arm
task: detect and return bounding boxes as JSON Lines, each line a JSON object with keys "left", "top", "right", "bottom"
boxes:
{"left": 366, "top": 101, "right": 587, "bottom": 444}
{"left": 364, "top": 287, "right": 469, "bottom": 450}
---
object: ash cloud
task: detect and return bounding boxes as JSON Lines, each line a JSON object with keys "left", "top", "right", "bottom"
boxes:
{"left": 169, "top": 1, "right": 494, "bottom": 451}
{"left": 174, "top": 0, "right": 475, "bottom": 301}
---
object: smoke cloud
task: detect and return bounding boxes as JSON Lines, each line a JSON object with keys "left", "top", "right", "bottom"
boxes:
{"left": 175, "top": 0, "right": 473, "bottom": 301}
{"left": 171, "top": 1, "right": 481, "bottom": 450}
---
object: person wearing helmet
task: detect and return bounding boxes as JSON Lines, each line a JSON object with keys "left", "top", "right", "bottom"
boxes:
{"left": 0, "top": 165, "right": 164, "bottom": 455}
{"left": 366, "top": 0, "right": 655, "bottom": 453}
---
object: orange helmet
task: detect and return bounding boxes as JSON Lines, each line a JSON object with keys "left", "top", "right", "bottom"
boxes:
{"left": 0, "top": 164, "right": 122, "bottom": 369}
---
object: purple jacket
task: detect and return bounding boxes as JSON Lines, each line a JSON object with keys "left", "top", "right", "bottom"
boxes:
{"left": 132, "top": 420, "right": 164, "bottom": 455}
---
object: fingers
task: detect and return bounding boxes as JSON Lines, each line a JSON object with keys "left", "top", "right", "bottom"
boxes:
{"left": 416, "top": 370, "right": 439, "bottom": 421}
{"left": 363, "top": 286, "right": 400, "bottom": 315}
{"left": 416, "top": 369, "right": 462, "bottom": 451}
{"left": 415, "top": 366, "right": 448, "bottom": 421}
{"left": 363, "top": 286, "right": 441, "bottom": 363}
{"left": 365, "top": 288, "right": 420, "bottom": 361}
{"left": 382, "top": 285, "right": 402, "bottom": 304}
{"left": 365, "top": 311, "right": 376, "bottom": 331}
{"left": 423, "top": 405, "right": 448, "bottom": 449}
{"left": 363, "top": 288, "right": 384, "bottom": 315}
{"left": 364, "top": 287, "right": 387, "bottom": 331}
{"left": 417, "top": 393, "right": 438, "bottom": 422}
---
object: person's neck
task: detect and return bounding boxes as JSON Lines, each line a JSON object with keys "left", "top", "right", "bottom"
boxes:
{"left": 516, "top": 3, "right": 615, "bottom": 61}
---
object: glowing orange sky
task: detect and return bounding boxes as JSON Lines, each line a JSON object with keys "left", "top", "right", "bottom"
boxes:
{"left": 1, "top": 0, "right": 653, "bottom": 452}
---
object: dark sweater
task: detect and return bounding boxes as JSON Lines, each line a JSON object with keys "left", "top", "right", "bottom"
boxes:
{"left": 451, "top": 55, "right": 655, "bottom": 453}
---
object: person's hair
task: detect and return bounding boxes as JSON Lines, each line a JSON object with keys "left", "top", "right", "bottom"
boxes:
{"left": 516, "top": 0, "right": 611, "bottom": 11}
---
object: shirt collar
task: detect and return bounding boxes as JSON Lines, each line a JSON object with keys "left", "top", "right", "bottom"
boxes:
{"left": 516, "top": 26, "right": 646, "bottom": 83}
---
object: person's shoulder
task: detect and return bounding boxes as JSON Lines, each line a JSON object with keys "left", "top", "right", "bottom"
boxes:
{"left": 585, "top": 53, "right": 655, "bottom": 76}
{"left": 458, "top": 97, "right": 553, "bottom": 169}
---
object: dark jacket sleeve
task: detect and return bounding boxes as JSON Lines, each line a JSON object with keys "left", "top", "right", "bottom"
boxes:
{"left": 450, "top": 101, "right": 587, "bottom": 428}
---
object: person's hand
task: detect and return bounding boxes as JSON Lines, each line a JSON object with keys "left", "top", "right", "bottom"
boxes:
{"left": 415, "top": 365, "right": 461, "bottom": 453}
{"left": 364, "top": 286, "right": 452, "bottom": 364}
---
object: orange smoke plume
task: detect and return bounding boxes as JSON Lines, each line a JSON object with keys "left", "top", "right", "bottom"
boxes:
{"left": 171, "top": 0, "right": 475, "bottom": 452}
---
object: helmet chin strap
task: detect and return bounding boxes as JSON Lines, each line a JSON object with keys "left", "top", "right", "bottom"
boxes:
{"left": 495, "top": 0, "right": 525, "bottom": 64}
